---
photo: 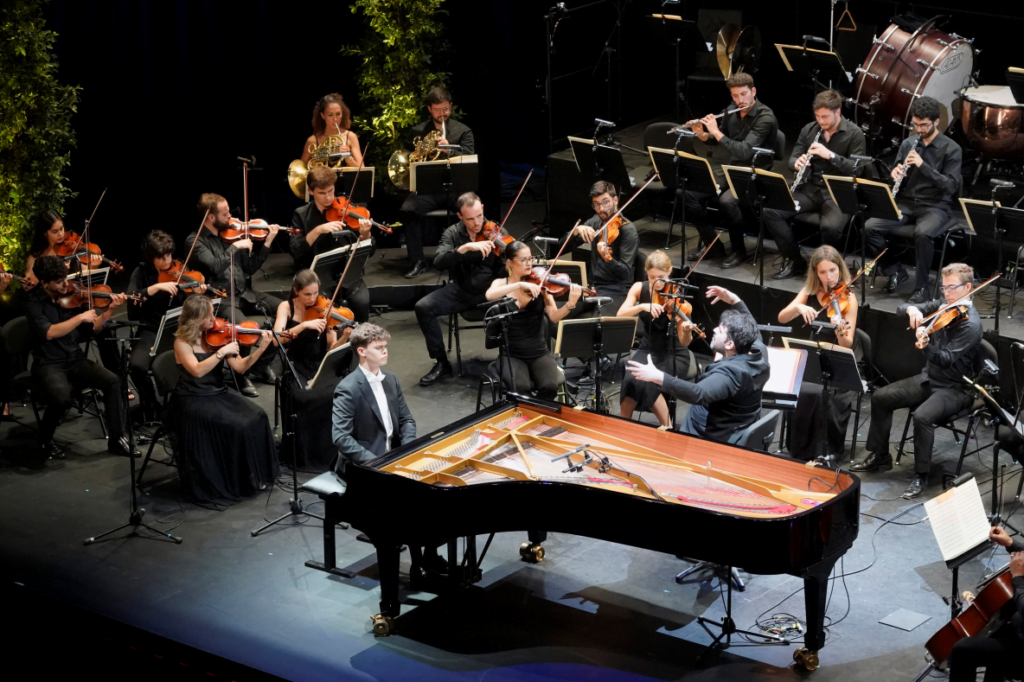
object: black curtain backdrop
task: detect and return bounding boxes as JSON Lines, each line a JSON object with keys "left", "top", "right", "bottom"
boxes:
{"left": 44, "top": 0, "right": 1024, "bottom": 274}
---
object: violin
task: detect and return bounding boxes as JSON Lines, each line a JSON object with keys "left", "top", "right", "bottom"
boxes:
{"left": 54, "top": 231, "right": 123, "bottom": 273}
{"left": 474, "top": 221, "right": 515, "bottom": 255}
{"left": 57, "top": 281, "right": 144, "bottom": 309}
{"left": 203, "top": 317, "right": 293, "bottom": 348}
{"left": 915, "top": 304, "right": 968, "bottom": 349}
{"left": 522, "top": 266, "right": 596, "bottom": 297}
{"left": 924, "top": 566, "right": 1015, "bottom": 665}
{"left": 159, "top": 260, "right": 227, "bottom": 298}
{"left": 597, "top": 215, "right": 623, "bottom": 262}
{"left": 653, "top": 282, "right": 706, "bottom": 339}
{"left": 220, "top": 217, "right": 292, "bottom": 242}
{"left": 306, "top": 294, "right": 357, "bottom": 331}
{"left": 817, "top": 285, "right": 852, "bottom": 337}
{"left": 326, "top": 197, "right": 396, "bottom": 235}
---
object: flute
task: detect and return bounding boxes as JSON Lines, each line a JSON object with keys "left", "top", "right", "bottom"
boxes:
{"left": 669, "top": 104, "right": 752, "bottom": 134}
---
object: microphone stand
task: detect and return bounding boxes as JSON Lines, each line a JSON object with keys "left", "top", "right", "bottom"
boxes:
{"left": 484, "top": 300, "right": 520, "bottom": 402}
{"left": 593, "top": 297, "right": 607, "bottom": 414}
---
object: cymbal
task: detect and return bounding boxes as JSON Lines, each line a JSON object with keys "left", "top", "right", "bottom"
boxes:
{"left": 731, "top": 25, "right": 762, "bottom": 76}
{"left": 287, "top": 159, "right": 307, "bottom": 199}
{"left": 716, "top": 24, "right": 740, "bottom": 78}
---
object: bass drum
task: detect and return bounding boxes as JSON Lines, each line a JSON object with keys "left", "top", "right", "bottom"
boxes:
{"left": 960, "top": 85, "right": 1024, "bottom": 158}
{"left": 853, "top": 19, "right": 974, "bottom": 142}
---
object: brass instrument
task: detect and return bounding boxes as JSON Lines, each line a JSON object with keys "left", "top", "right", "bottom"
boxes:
{"left": 387, "top": 128, "right": 444, "bottom": 191}
{"left": 286, "top": 134, "right": 353, "bottom": 199}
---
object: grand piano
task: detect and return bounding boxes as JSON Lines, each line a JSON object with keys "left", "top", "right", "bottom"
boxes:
{"left": 314, "top": 398, "right": 860, "bottom": 669}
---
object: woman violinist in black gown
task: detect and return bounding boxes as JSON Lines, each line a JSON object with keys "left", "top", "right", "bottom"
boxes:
{"left": 169, "top": 295, "right": 278, "bottom": 507}
{"left": 484, "top": 241, "right": 580, "bottom": 400}
{"left": 617, "top": 250, "right": 693, "bottom": 427}
{"left": 273, "top": 269, "right": 353, "bottom": 470}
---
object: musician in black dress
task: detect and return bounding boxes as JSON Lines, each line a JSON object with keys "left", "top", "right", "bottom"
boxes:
{"left": 289, "top": 165, "right": 373, "bottom": 323}
{"left": 273, "top": 269, "right": 353, "bottom": 470}
{"left": 851, "top": 263, "right": 982, "bottom": 499}
{"left": 126, "top": 230, "right": 207, "bottom": 423}
{"left": 415, "top": 192, "right": 505, "bottom": 386}
{"left": 484, "top": 241, "right": 580, "bottom": 400}
{"left": 401, "top": 86, "right": 475, "bottom": 279}
{"left": 23, "top": 210, "right": 103, "bottom": 289}
{"left": 948, "top": 525, "right": 1024, "bottom": 682}
{"left": 777, "top": 246, "right": 861, "bottom": 460}
{"left": 169, "top": 295, "right": 278, "bottom": 507}
{"left": 186, "top": 192, "right": 282, "bottom": 397}
{"left": 627, "top": 285, "right": 769, "bottom": 443}
{"left": 617, "top": 251, "right": 694, "bottom": 427}
{"left": 864, "top": 96, "right": 962, "bottom": 303}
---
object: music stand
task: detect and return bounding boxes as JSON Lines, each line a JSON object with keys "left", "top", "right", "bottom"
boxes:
{"left": 646, "top": 15, "right": 710, "bottom": 120}
{"left": 335, "top": 166, "right": 375, "bottom": 201}
{"left": 825, "top": 175, "right": 903, "bottom": 304}
{"left": 568, "top": 137, "right": 631, "bottom": 192}
{"left": 555, "top": 316, "right": 637, "bottom": 414}
{"left": 149, "top": 299, "right": 222, "bottom": 356}
{"left": 960, "top": 198, "right": 1024, "bottom": 332}
{"left": 412, "top": 154, "right": 479, "bottom": 227}
{"left": 311, "top": 239, "right": 373, "bottom": 292}
{"left": 650, "top": 146, "right": 721, "bottom": 262}
{"left": 540, "top": 259, "right": 588, "bottom": 301}
{"left": 775, "top": 44, "right": 851, "bottom": 91}
{"left": 763, "top": 346, "right": 808, "bottom": 412}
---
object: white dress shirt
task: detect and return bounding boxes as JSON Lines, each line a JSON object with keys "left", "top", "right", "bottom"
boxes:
{"left": 359, "top": 364, "right": 393, "bottom": 442}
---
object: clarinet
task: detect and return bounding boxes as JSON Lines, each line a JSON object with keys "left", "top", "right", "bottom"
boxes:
{"left": 790, "top": 128, "right": 822, "bottom": 193}
{"left": 891, "top": 136, "right": 920, "bottom": 197}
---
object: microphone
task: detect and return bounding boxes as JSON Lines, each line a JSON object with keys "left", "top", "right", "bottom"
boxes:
{"left": 984, "top": 358, "right": 1000, "bottom": 376}
{"left": 594, "top": 118, "right": 615, "bottom": 128}
{"left": 584, "top": 296, "right": 612, "bottom": 305}
{"left": 438, "top": 144, "right": 462, "bottom": 151}
{"left": 802, "top": 35, "right": 831, "bottom": 46}
{"left": 551, "top": 444, "right": 590, "bottom": 463}
{"left": 479, "top": 296, "right": 516, "bottom": 309}
{"left": 237, "top": 155, "right": 257, "bottom": 165}
{"left": 656, "top": 278, "right": 698, "bottom": 289}
{"left": 553, "top": 2, "right": 569, "bottom": 16}
{"left": 533, "top": 236, "right": 558, "bottom": 245}
{"left": 991, "top": 179, "right": 1016, "bottom": 189}
{"left": 752, "top": 146, "right": 774, "bottom": 159}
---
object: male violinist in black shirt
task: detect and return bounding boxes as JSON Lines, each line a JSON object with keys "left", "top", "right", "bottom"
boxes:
{"left": 851, "top": 263, "right": 982, "bottom": 499}
{"left": 762, "top": 90, "right": 867, "bottom": 279}
{"left": 23, "top": 255, "right": 136, "bottom": 461}
{"left": 289, "top": 165, "right": 373, "bottom": 323}
{"left": 864, "top": 95, "right": 963, "bottom": 303}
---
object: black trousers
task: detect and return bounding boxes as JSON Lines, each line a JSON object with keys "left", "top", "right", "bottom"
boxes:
{"left": 864, "top": 201, "right": 950, "bottom": 290}
{"left": 33, "top": 357, "right": 124, "bottom": 445}
{"left": 789, "top": 383, "right": 855, "bottom": 460}
{"left": 496, "top": 353, "right": 561, "bottom": 400}
{"left": 684, "top": 187, "right": 746, "bottom": 254}
{"left": 865, "top": 375, "right": 974, "bottom": 475}
{"left": 949, "top": 628, "right": 1024, "bottom": 682}
{"left": 762, "top": 186, "right": 848, "bottom": 261}
{"left": 129, "top": 329, "right": 159, "bottom": 419}
{"left": 401, "top": 193, "right": 449, "bottom": 264}
{"left": 414, "top": 282, "right": 487, "bottom": 362}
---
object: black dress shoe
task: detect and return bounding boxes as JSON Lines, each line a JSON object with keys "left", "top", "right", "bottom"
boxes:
{"left": 687, "top": 242, "right": 727, "bottom": 261}
{"left": 252, "top": 366, "right": 277, "bottom": 386}
{"left": 773, "top": 259, "right": 808, "bottom": 280}
{"left": 236, "top": 374, "right": 259, "bottom": 398}
{"left": 419, "top": 360, "right": 452, "bottom": 386}
{"left": 107, "top": 436, "right": 141, "bottom": 458}
{"left": 848, "top": 451, "right": 893, "bottom": 473}
{"left": 405, "top": 260, "right": 428, "bottom": 279}
{"left": 883, "top": 270, "right": 909, "bottom": 294}
{"left": 908, "top": 288, "right": 930, "bottom": 304}
{"left": 45, "top": 442, "right": 66, "bottom": 460}
{"left": 721, "top": 250, "right": 749, "bottom": 269}
{"left": 902, "top": 474, "right": 927, "bottom": 499}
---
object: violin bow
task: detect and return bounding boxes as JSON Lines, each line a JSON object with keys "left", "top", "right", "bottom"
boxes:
{"left": 538, "top": 219, "right": 581, "bottom": 290}
{"left": 592, "top": 174, "right": 657, "bottom": 244}
{"left": 318, "top": 239, "right": 361, "bottom": 338}
{"left": 813, "top": 248, "right": 887, "bottom": 317}
{"left": 497, "top": 170, "right": 533, "bottom": 234}
{"left": 916, "top": 273, "right": 1000, "bottom": 328}
{"left": 685, "top": 232, "right": 722, "bottom": 277}
{"left": 175, "top": 209, "right": 210, "bottom": 291}
{"left": 340, "top": 138, "right": 369, "bottom": 226}
{"left": 67, "top": 187, "right": 108, "bottom": 260}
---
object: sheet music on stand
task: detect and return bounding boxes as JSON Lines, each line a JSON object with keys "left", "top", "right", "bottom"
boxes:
{"left": 722, "top": 166, "right": 800, "bottom": 212}
{"left": 150, "top": 299, "right": 222, "bottom": 356}
{"left": 568, "top": 136, "right": 632, "bottom": 190}
{"left": 782, "top": 337, "right": 866, "bottom": 394}
{"left": 763, "top": 347, "right": 808, "bottom": 410}
{"left": 648, "top": 147, "right": 720, "bottom": 195}
{"left": 311, "top": 239, "right": 373, "bottom": 288}
{"left": 960, "top": 198, "right": 1024, "bottom": 239}
{"left": 924, "top": 477, "right": 992, "bottom": 562}
{"left": 67, "top": 267, "right": 110, "bottom": 287}
{"left": 824, "top": 175, "right": 903, "bottom": 221}
{"left": 335, "top": 166, "right": 375, "bottom": 201}
{"left": 774, "top": 44, "right": 852, "bottom": 85}
{"left": 554, "top": 317, "right": 637, "bottom": 358}
{"left": 410, "top": 154, "right": 479, "bottom": 194}
{"left": 306, "top": 342, "right": 353, "bottom": 390}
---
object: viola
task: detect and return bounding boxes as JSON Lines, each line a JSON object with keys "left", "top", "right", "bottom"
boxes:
{"left": 203, "top": 318, "right": 293, "bottom": 348}
{"left": 597, "top": 215, "right": 623, "bottom": 262}
{"left": 54, "top": 231, "right": 123, "bottom": 273}
{"left": 522, "top": 266, "right": 596, "bottom": 297}
{"left": 306, "top": 294, "right": 357, "bottom": 331}
{"left": 326, "top": 197, "right": 396, "bottom": 235}
{"left": 817, "top": 285, "right": 852, "bottom": 337}
{"left": 653, "top": 282, "right": 706, "bottom": 339}
{"left": 915, "top": 304, "right": 968, "bottom": 349}
{"left": 924, "top": 568, "right": 1015, "bottom": 665}
{"left": 57, "top": 281, "right": 144, "bottom": 309}
{"left": 160, "top": 260, "right": 227, "bottom": 298}
{"left": 474, "top": 221, "right": 515, "bottom": 255}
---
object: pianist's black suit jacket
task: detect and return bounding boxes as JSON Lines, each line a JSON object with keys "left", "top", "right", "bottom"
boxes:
{"left": 331, "top": 366, "right": 416, "bottom": 474}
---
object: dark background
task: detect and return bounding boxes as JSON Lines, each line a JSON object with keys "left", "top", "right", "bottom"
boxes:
{"left": 44, "top": 0, "right": 1024, "bottom": 270}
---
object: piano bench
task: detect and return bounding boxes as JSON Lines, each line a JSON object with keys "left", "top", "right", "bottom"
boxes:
{"left": 301, "top": 471, "right": 357, "bottom": 579}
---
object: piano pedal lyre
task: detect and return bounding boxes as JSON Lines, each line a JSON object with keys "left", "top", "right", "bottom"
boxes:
{"left": 371, "top": 613, "right": 393, "bottom": 637}
{"left": 519, "top": 542, "right": 545, "bottom": 563}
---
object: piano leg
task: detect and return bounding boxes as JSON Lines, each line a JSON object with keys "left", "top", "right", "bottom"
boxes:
{"left": 373, "top": 544, "right": 402, "bottom": 636}
{"left": 796, "top": 557, "right": 838, "bottom": 670}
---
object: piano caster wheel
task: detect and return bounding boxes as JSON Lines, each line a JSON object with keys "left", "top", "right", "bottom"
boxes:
{"left": 520, "top": 542, "right": 545, "bottom": 563}
{"left": 371, "top": 614, "right": 393, "bottom": 637}
{"left": 793, "top": 647, "right": 819, "bottom": 671}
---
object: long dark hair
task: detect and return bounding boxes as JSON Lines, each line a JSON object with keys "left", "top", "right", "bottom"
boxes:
{"left": 30, "top": 209, "right": 63, "bottom": 257}
{"left": 311, "top": 93, "right": 353, "bottom": 136}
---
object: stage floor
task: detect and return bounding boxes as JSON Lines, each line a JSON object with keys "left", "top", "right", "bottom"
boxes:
{"left": 2, "top": 205, "right": 1023, "bottom": 682}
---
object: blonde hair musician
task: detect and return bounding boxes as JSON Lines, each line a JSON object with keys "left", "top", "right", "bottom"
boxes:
{"left": 300, "top": 93, "right": 363, "bottom": 168}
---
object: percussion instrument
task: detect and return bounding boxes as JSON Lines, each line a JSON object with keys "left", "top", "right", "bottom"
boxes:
{"left": 960, "top": 85, "right": 1024, "bottom": 158}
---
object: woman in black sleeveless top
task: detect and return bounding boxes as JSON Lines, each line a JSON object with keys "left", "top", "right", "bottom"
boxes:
{"left": 484, "top": 241, "right": 581, "bottom": 400}
{"left": 617, "top": 250, "right": 693, "bottom": 427}
{"left": 273, "top": 270, "right": 353, "bottom": 469}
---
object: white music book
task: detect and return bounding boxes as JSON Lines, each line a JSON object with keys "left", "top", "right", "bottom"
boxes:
{"left": 306, "top": 342, "right": 351, "bottom": 390}
{"left": 923, "top": 478, "right": 991, "bottom": 562}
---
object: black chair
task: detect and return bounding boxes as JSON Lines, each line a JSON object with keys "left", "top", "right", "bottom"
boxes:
{"left": 447, "top": 306, "right": 487, "bottom": 377}
{"left": 894, "top": 340, "right": 998, "bottom": 484}
{"left": 136, "top": 351, "right": 180, "bottom": 487}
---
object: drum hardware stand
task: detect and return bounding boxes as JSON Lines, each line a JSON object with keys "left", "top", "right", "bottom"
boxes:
{"left": 692, "top": 564, "right": 787, "bottom": 664}
{"left": 84, "top": 330, "right": 182, "bottom": 546}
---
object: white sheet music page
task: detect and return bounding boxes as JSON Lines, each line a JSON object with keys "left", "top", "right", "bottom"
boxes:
{"left": 923, "top": 478, "right": 991, "bottom": 562}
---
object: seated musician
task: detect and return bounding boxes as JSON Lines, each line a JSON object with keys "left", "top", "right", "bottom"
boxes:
{"left": 484, "top": 241, "right": 580, "bottom": 400}
{"left": 948, "top": 525, "right": 1024, "bottom": 682}
{"left": 300, "top": 92, "right": 363, "bottom": 168}
{"left": 684, "top": 73, "right": 778, "bottom": 268}
{"left": 762, "top": 90, "right": 867, "bottom": 279}
{"left": 274, "top": 269, "right": 353, "bottom": 471}
{"left": 126, "top": 229, "right": 207, "bottom": 424}
{"left": 864, "top": 96, "right": 962, "bottom": 304}
{"left": 290, "top": 165, "right": 373, "bottom": 323}
{"left": 169, "top": 295, "right": 278, "bottom": 507}
{"left": 23, "top": 255, "right": 135, "bottom": 461}
{"left": 851, "top": 263, "right": 982, "bottom": 499}
{"left": 557, "top": 180, "right": 638, "bottom": 315}
{"left": 186, "top": 193, "right": 281, "bottom": 398}
{"left": 627, "top": 285, "right": 768, "bottom": 442}
{"left": 777, "top": 246, "right": 861, "bottom": 460}
{"left": 401, "top": 86, "right": 475, "bottom": 279}
{"left": 415, "top": 192, "right": 505, "bottom": 386}
{"left": 617, "top": 251, "right": 694, "bottom": 427}
{"left": 24, "top": 210, "right": 103, "bottom": 289}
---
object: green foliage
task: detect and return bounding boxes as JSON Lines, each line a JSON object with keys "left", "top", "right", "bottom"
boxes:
{"left": 342, "top": 0, "right": 452, "bottom": 171}
{"left": 0, "top": 0, "right": 79, "bottom": 273}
